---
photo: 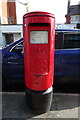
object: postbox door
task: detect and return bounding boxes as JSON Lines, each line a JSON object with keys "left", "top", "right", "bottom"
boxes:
{"left": 24, "top": 23, "right": 54, "bottom": 90}
{"left": 29, "top": 27, "right": 50, "bottom": 75}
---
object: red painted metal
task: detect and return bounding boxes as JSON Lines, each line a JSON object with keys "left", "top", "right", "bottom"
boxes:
{"left": 23, "top": 11, "right": 55, "bottom": 91}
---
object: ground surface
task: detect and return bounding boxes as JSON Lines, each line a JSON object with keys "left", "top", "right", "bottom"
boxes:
{"left": 1, "top": 84, "right": 80, "bottom": 119}
{"left": 1, "top": 92, "right": 80, "bottom": 119}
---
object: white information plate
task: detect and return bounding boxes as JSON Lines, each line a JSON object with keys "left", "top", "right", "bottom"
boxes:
{"left": 30, "top": 31, "right": 48, "bottom": 44}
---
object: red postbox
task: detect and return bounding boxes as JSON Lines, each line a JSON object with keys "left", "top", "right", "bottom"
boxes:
{"left": 23, "top": 11, "right": 55, "bottom": 112}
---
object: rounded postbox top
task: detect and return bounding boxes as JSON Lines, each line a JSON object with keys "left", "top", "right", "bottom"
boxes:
{"left": 23, "top": 11, "right": 55, "bottom": 18}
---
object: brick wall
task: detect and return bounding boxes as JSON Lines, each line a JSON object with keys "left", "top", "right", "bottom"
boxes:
{"left": 66, "top": 16, "right": 70, "bottom": 24}
{"left": 1, "top": 0, "right": 17, "bottom": 24}
{"left": 7, "top": 2, "right": 17, "bottom": 24}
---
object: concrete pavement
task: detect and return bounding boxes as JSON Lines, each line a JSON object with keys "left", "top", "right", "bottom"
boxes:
{"left": 2, "top": 92, "right": 80, "bottom": 119}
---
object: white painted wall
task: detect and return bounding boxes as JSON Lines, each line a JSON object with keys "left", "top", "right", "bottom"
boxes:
{"left": 1, "top": 25, "right": 23, "bottom": 47}
{"left": 14, "top": 33, "right": 21, "bottom": 42}
{"left": 1, "top": 25, "right": 22, "bottom": 33}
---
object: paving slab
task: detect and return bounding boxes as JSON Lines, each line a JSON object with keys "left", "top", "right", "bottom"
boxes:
{"left": 2, "top": 92, "right": 80, "bottom": 119}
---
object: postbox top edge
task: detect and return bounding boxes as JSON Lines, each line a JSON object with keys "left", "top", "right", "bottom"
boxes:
{"left": 23, "top": 11, "right": 55, "bottom": 18}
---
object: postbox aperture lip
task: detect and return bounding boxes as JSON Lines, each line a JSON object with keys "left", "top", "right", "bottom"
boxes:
{"left": 23, "top": 11, "right": 55, "bottom": 18}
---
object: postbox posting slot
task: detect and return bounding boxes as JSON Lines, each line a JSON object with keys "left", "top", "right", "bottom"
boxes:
{"left": 29, "top": 23, "right": 49, "bottom": 26}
